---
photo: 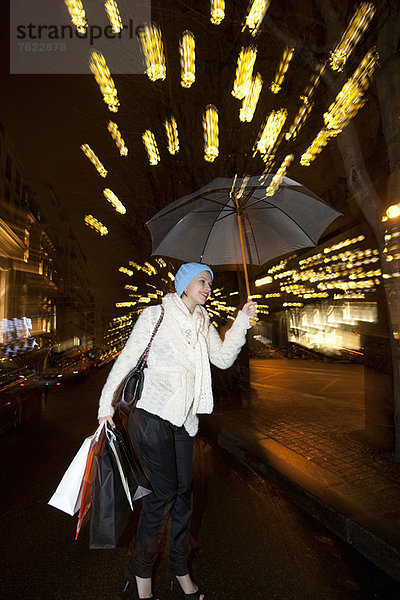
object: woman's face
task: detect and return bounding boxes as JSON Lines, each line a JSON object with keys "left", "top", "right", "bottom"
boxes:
{"left": 183, "top": 271, "right": 213, "bottom": 310}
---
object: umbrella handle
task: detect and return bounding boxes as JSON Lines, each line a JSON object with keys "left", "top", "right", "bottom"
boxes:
{"left": 234, "top": 193, "right": 251, "bottom": 300}
{"left": 234, "top": 192, "right": 258, "bottom": 326}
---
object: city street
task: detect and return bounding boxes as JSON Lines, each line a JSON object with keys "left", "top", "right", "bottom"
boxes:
{"left": 1, "top": 366, "right": 399, "bottom": 600}
{"left": 249, "top": 358, "right": 366, "bottom": 455}
{"left": 251, "top": 358, "right": 364, "bottom": 405}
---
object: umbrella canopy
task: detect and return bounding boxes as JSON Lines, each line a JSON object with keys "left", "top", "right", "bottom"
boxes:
{"left": 146, "top": 176, "right": 341, "bottom": 268}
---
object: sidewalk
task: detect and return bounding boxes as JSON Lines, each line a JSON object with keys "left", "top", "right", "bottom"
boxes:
{"left": 199, "top": 358, "right": 400, "bottom": 583}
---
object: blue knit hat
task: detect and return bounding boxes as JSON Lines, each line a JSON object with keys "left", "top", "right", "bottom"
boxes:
{"left": 174, "top": 262, "right": 214, "bottom": 296}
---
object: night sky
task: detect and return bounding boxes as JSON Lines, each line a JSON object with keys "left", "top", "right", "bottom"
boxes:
{"left": 0, "top": 0, "right": 389, "bottom": 317}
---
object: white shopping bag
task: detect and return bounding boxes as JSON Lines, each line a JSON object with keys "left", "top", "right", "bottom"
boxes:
{"left": 48, "top": 423, "right": 105, "bottom": 516}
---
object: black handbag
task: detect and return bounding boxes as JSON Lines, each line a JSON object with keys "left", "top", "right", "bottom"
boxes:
{"left": 112, "top": 305, "right": 164, "bottom": 415}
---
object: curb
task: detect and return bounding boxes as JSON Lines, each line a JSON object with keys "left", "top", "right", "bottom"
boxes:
{"left": 199, "top": 415, "right": 400, "bottom": 583}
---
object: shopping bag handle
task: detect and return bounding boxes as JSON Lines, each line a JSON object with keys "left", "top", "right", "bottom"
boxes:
{"left": 94, "top": 420, "right": 107, "bottom": 441}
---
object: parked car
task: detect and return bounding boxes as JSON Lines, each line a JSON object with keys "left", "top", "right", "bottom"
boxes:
{"left": 40, "top": 345, "right": 90, "bottom": 387}
{"left": 0, "top": 355, "right": 45, "bottom": 435}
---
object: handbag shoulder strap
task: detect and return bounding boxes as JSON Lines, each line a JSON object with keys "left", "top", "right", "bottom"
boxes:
{"left": 139, "top": 304, "right": 165, "bottom": 364}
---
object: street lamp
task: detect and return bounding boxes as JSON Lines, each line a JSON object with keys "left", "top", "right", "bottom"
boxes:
{"left": 386, "top": 203, "right": 400, "bottom": 219}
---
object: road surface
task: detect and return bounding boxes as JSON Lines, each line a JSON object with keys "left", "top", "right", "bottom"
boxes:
{"left": 0, "top": 365, "right": 398, "bottom": 599}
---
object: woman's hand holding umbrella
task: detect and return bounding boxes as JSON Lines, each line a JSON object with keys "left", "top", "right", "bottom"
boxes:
{"left": 242, "top": 301, "right": 258, "bottom": 319}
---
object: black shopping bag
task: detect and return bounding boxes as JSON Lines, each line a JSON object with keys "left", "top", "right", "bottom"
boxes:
{"left": 89, "top": 427, "right": 151, "bottom": 549}
{"left": 110, "top": 426, "right": 152, "bottom": 506}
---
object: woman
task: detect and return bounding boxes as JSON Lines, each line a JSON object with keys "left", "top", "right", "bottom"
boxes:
{"left": 98, "top": 262, "right": 257, "bottom": 600}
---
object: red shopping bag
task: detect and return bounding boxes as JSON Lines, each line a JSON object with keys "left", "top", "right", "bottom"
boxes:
{"left": 75, "top": 422, "right": 106, "bottom": 539}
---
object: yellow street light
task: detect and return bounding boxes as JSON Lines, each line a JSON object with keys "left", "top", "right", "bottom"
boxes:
{"left": 65, "top": 0, "right": 87, "bottom": 33}
{"left": 210, "top": 0, "right": 225, "bottom": 25}
{"left": 330, "top": 2, "right": 375, "bottom": 71}
{"left": 232, "top": 46, "right": 257, "bottom": 99}
{"left": 80, "top": 144, "right": 107, "bottom": 177}
{"left": 386, "top": 203, "right": 400, "bottom": 219}
{"left": 89, "top": 51, "right": 120, "bottom": 112}
{"left": 203, "top": 105, "right": 219, "bottom": 162}
{"left": 85, "top": 215, "right": 108, "bottom": 236}
{"left": 137, "top": 24, "right": 166, "bottom": 82}
{"left": 180, "top": 31, "right": 195, "bottom": 88}
{"left": 108, "top": 121, "right": 128, "bottom": 156}
{"left": 165, "top": 117, "right": 179, "bottom": 155}
{"left": 142, "top": 130, "right": 160, "bottom": 165}
{"left": 270, "top": 46, "right": 294, "bottom": 94}
{"left": 104, "top": 0, "right": 123, "bottom": 33}
{"left": 239, "top": 73, "right": 263, "bottom": 122}
{"left": 103, "top": 188, "right": 126, "bottom": 214}
{"left": 242, "top": 0, "right": 271, "bottom": 36}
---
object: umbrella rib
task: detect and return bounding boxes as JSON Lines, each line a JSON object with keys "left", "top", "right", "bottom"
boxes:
{"left": 193, "top": 207, "right": 235, "bottom": 214}
{"left": 199, "top": 203, "right": 225, "bottom": 262}
{"left": 245, "top": 187, "right": 324, "bottom": 211}
{"left": 240, "top": 186, "right": 259, "bottom": 209}
{"left": 244, "top": 197, "right": 278, "bottom": 210}
{"left": 149, "top": 194, "right": 233, "bottom": 223}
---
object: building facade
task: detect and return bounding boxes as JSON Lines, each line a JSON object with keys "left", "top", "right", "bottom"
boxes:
{"left": 0, "top": 122, "right": 99, "bottom": 351}
{"left": 0, "top": 121, "right": 57, "bottom": 349}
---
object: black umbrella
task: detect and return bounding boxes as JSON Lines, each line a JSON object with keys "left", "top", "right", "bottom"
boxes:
{"left": 146, "top": 175, "right": 341, "bottom": 297}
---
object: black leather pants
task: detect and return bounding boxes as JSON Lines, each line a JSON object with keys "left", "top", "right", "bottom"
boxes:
{"left": 126, "top": 408, "right": 194, "bottom": 579}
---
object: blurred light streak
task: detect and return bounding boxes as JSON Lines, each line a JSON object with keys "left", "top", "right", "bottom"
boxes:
{"left": 266, "top": 154, "right": 294, "bottom": 196}
{"left": 84, "top": 215, "right": 108, "bottom": 236}
{"left": 387, "top": 203, "right": 400, "bottom": 219}
{"left": 324, "top": 47, "right": 378, "bottom": 133}
{"left": 203, "top": 105, "right": 219, "bottom": 162}
{"left": 270, "top": 46, "right": 294, "bottom": 94}
{"left": 300, "top": 129, "right": 337, "bottom": 166}
{"left": 232, "top": 46, "right": 257, "bottom": 99}
{"left": 103, "top": 188, "right": 126, "bottom": 214}
{"left": 65, "top": 0, "right": 87, "bottom": 33}
{"left": 129, "top": 261, "right": 142, "bottom": 271}
{"left": 137, "top": 24, "right": 166, "bottom": 82}
{"left": 242, "top": 0, "right": 271, "bottom": 36}
{"left": 239, "top": 73, "right": 263, "bottom": 122}
{"left": 301, "top": 48, "right": 378, "bottom": 166}
{"left": 119, "top": 267, "right": 134, "bottom": 276}
{"left": 116, "top": 302, "right": 136, "bottom": 307}
{"left": 180, "top": 31, "right": 195, "bottom": 88}
{"left": 286, "top": 63, "right": 325, "bottom": 140}
{"left": 286, "top": 96, "right": 313, "bottom": 140}
{"left": 144, "top": 262, "right": 157, "bottom": 275}
{"left": 255, "top": 108, "right": 287, "bottom": 160}
{"left": 108, "top": 121, "right": 128, "bottom": 156}
{"left": 330, "top": 2, "right": 375, "bottom": 71}
{"left": 80, "top": 144, "right": 107, "bottom": 177}
{"left": 142, "top": 130, "right": 160, "bottom": 165}
{"left": 237, "top": 176, "right": 250, "bottom": 199}
{"left": 89, "top": 51, "right": 120, "bottom": 112}
{"left": 165, "top": 117, "right": 179, "bottom": 154}
{"left": 104, "top": 0, "right": 123, "bottom": 33}
{"left": 210, "top": 0, "right": 225, "bottom": 24}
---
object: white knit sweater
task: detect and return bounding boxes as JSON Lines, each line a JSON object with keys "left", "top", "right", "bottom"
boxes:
{"left": 98, "top": 293, "right": 250, "bottom": 436}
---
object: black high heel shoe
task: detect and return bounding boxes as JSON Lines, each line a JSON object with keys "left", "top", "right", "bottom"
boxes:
{"left": 117, "top": 578, "right": 159, "bottom": 600}
{"left": 167, "top": 570, "right": 204, "bottom": 600}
